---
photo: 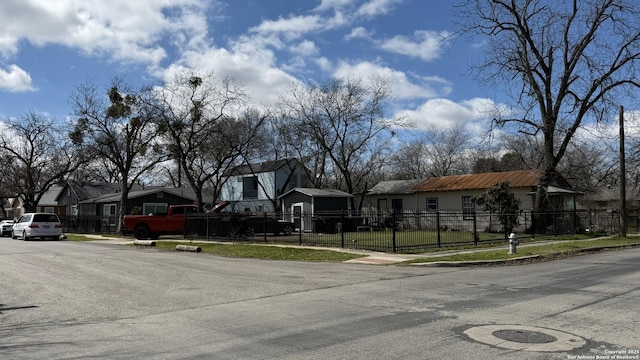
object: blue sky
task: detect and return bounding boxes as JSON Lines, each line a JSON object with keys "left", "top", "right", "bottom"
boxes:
{"left": 0, "top": 0, "right": 502, "bottom": 133}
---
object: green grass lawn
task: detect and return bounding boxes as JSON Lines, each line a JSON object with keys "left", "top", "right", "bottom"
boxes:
{"left": 154, "top": 241, "right": 364, "bottom": 262}
{"left": 65, "top": 232, "right": 639, "bottom": 264}
{"left": 275, "top": 230, "right": 597, "bottom": 253}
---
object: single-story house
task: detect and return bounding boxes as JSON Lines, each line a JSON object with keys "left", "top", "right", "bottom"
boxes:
{"left": 36, "top": 185, "right": 65, "bottom": 215}
{"left": 82, "top": 187, "right": 198, "bottom": 218}
{"left": 579, "top": 185, "right": 640, "bottom": 211}
{"left": 407, "top": 169, "right": 579, "bottom": 213}
{"left": 362, "top": 179, "right": 424, "bottom": 212}
{"left": 2, "top": 197, "right": 22, "bottom": 220}
{"left": 279, "top": 188, "right": 353, "bottom": 232}
{"left": 362, "top": 169, "right": 580, "bottom": 233}
{"left": 55, "top": 180, "right": 132, "bottom": 217}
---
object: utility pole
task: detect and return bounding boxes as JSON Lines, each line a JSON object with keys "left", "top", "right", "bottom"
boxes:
{"left": 619, "top": 106, "right": 627, "bottom": 237}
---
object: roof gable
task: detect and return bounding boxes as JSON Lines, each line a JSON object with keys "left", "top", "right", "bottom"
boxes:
{"left": 413, "top": 170, "right": 542, "bottom": 192}
{"left": 367, "top": 179, "right": 423, "bottom": 195}
{"left": 226, "top": 158, "right": 301, "bottom": 176}
{"left": 279, "top": 187, "right": 353, "bottom": 199}
{"left": 82, "top": 187, "right": 197, "bottom": 204}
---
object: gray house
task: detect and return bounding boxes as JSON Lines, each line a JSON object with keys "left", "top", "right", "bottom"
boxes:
{"left": 279, "top": 188, "right": 353, "bottom": 232}
{"left": 55, "top": 180, "right": 129, "bottom": 217}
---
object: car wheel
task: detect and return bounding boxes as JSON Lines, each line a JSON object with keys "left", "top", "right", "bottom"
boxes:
{"left": 282, "top": 225, "right": 293, "bottom": 236}
{"left": 245, "top": 226, "right": 255, "bottom": 236}
{"left": 22, "top": 231, "right": 30, "bottom": 241}
{"left": 11, "top": 231, "right": 17, "bottom": 239}
{"left": 134, "top": 225, "right": 150, "bottom": 240}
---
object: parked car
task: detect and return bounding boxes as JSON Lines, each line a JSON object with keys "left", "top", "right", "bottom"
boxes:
{"left": 12, "top": 213, "right": 63, "bottom": 240}
{"left": 1, "top": 219, "right": 13, "bottom": 236}
{"left": 241, "top": 216, "right": 295, "bottom": 236}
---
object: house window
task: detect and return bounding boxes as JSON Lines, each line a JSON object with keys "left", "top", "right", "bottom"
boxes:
{"left": 377, "top": 198, "right": 387, "bottom": 211}
{"left": 143, "top": 203, "right": 168, "bottom": 215}
{"left": 44, "top": 207, "right": 55, "bottom": 214}
{"left": 243, "top": 176, "right": 259, "bottom": 199}
{"left": 103, "top": 204, "right": 116, "bottom": 218}
{"left": 103, "top": 204, "right": 117, "bottom": 228}
{"left": 426, "top": 197, "right": 438, "bottom": 211}
{"left": 391, "top": 199, "right": 402, "bottom": 211}
{"left": 462, "top": 196, "right": 474, "bottom": 220}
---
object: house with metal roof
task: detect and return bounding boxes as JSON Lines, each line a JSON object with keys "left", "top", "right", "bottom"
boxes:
{"left": 364, "top": 169, "right": 579, "bottom": 213}
{"left": 411, "top": 169, "right": 579, "bottom": 212}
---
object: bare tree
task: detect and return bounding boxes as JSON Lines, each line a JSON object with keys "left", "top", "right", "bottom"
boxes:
{"left": 0, "top": 111, "right": 83, "bottom": 212}
{"left": 151, "top": 72, "right": 253, "bottom": 210}
{"left": 70, "top": 78, "right": 168, "bottom": 226}
{"left": 390, "top": 125, "right": 471, "bottom": 179}
{"left": 389, "top": 141, "right": 430, "bottom": 179}
{"left": 279, "top": 77, "right": 403, "bottom": 209}
{"left": 423, "top": 125, "right": 472, "bottom": 176}
{"left": 459, "top": 0, "right": 640, "bottom": 210}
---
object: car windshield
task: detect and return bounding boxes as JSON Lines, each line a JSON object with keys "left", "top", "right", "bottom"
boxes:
{"left": 33, "top": 214, "right": 59, "bottom": 222}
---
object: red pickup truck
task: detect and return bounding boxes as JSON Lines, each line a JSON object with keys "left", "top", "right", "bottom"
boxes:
{"left": 122, "top": 201, "right": 229, "bottom": 239}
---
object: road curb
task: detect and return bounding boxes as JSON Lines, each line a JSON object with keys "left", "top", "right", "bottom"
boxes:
{"left": 408, "top": 243, "right": 640, "bottom": 267}
{"left": 133, "top": 240, "right": 156, "bottom": 247}
{"left": 176, "top": 244, "right": 202, "bottom": 253}
{"left": 413, "top": 255, "right": 544, "bottom": 267}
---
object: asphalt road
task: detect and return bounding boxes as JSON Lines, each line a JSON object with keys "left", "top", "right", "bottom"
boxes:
{"left": 1, "top": 239, "right": 639, "bottom": 359}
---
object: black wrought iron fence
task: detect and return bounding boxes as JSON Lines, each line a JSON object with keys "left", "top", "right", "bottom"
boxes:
{"left": 59, "top": 215, "right": 121, "bottom": 234}
{"left": 61, "top": 209, "right": 637, "bottom": 252}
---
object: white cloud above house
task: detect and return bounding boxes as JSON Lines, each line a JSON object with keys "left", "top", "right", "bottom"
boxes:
{"left": 380, "top": 30, "right": 452, "bottom": 62}
{"left": 0, "top": 65, "right": 37, "bottom": 92}
{"left": 395, "top": 97, "right": 500, "bottom": 130}
{"left": 0, "top": 0, "right": 519, "bottom": 137}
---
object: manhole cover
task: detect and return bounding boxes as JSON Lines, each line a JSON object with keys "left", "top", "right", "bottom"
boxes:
{"left": 464, "top": 325, "right": 586, "bottom": 352}
{"left": 492, "top": 329, "right": 558, "bottom": 344}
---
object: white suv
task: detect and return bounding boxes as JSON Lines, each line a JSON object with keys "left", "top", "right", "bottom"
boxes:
{"left": 12, "top": 213, "right": 63, "bottom": 241}
{"left": 1, "top": 219, "right": 14, "bottom": 236}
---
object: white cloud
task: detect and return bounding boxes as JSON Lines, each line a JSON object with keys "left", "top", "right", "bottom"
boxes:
{"left": 0, "top": 65, "right": 37, "bottom": 92}
{"left": 158, "top": 38, "right": 298, "bottom": 108}
{"left": 250, "top": 15, "right": 325, "bottom": 41}
{"left": 289, "top": 40, "right": 319, "bottom": 57}
{"left": 315, "top": 57, "right": 334, "bottom": 72}
{"left": 380, "top": 30, "right": 452, "bottom": 62}
{"left": 314, "top": 0, "right": 355, "bottom": 12}
{"left": 356, "top": 0, "right": 402, "bottom": 17}
{"left": 395, "top": 98, "right": 499, "bottom": 130}
{"left": 334, "top": 61, "right": 451, "bottom": 99}
{"left": 345, "top": 26, "right": 373, "bottom": 40}
{"left": 0, "top": 0, "right": 212, "bottom": 66}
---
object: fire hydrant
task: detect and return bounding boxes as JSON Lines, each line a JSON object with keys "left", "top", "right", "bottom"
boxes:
{"left": 508, "top": 232, "right": 518, "bottom": 254}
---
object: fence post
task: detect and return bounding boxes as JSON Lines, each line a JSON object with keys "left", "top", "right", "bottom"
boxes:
{"left": 531, "top": 211, "right": 536, "bottom": 240}
{"left": 391, "top": 210, "right": 397, "bottom": 253}
{"left": 263, "top": 212, "right": 268, "bottom": 243}
{"left": 436, "top": 211, "right": 441, "bottom": 248}
{"left": 298, "top": 216, "right": 302, "bottom": 246}
{"left": 341, "top": 210, "right": 345, "bottom": 248}
{"left": 473, "top": 211, "right": 478, "bottom": 246}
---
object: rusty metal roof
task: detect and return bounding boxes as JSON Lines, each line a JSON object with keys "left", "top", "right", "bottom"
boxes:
{"left": 412, "top": 169, "right": 542, "bottom": 192}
